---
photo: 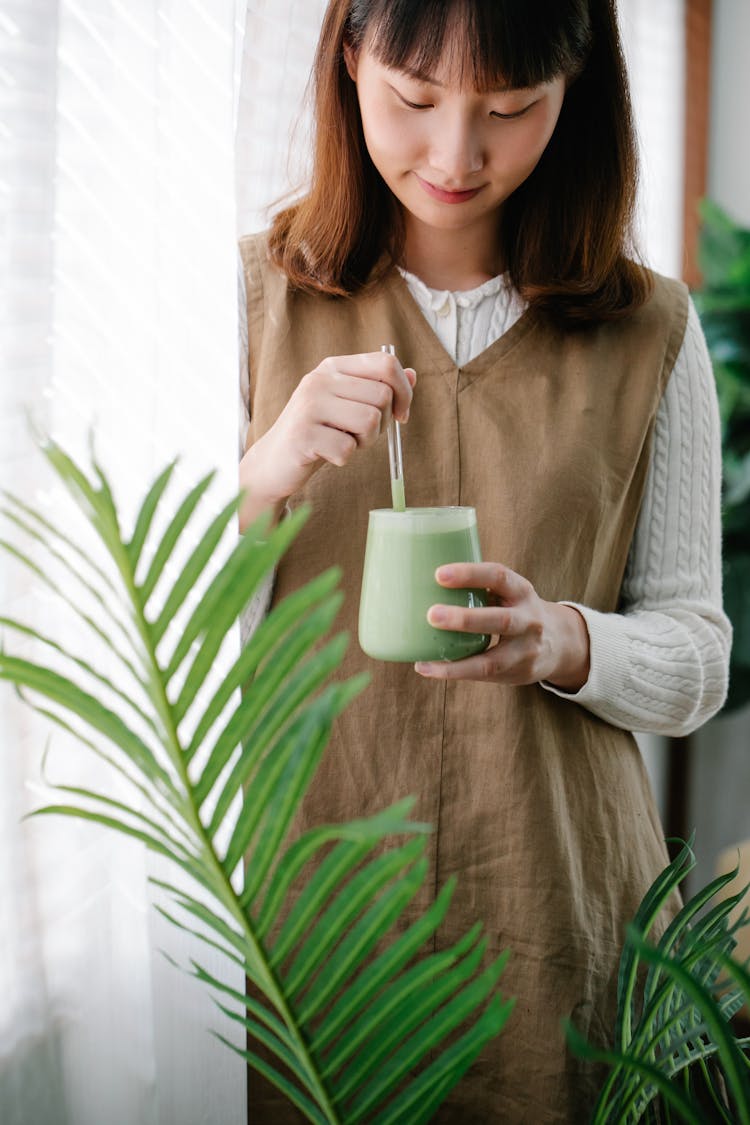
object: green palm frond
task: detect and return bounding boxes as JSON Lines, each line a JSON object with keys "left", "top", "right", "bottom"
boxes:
{"left": 1, "top": 435, "right": 514, "bottom": 1124}
{"left": 566, "top": 838, "right": 750, "bottom": 1124}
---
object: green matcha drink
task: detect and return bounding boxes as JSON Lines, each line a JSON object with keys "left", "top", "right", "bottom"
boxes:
{"left": 358, "top": 506, "right": 491, "bottom": 662}
{"left": 390, "top": 475, "right": 406, "bottom": 512}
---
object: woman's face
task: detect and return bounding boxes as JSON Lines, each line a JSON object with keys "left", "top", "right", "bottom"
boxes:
{"left": 345, "top": 37, "right": 567, "bottom": 240}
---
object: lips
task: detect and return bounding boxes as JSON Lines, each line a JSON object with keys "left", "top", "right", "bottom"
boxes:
{"left": 415, "top": 174, "right": 483, "bottom": 204}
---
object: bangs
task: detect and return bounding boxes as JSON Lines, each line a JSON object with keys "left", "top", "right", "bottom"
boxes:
{"left": 348, "top": 0, "right": 592, "bottom": 91}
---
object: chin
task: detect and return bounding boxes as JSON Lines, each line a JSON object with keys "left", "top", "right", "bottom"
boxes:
{"left": 410, "top": 203, "right": 482, "bottom": 230}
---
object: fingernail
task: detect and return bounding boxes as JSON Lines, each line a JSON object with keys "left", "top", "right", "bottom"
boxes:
{"left": 415, "top": 662, "right": 433, "bottom": 675}
{"left": 436, "top": 566, "right": 454, "bottom": 581}
{"left": 428, "top": 607, "right": 446, "bottom": 625}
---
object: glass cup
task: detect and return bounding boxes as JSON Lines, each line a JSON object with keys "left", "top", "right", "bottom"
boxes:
{"left": 358, "top": 506, "right": 491, "bottom": 662}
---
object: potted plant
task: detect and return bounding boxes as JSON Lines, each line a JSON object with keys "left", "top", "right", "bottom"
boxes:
{"left": 567, "top": 834, "right": 750, "bottom": 1122}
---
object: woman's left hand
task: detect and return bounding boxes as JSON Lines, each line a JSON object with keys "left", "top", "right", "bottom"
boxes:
{"left": 415, "top": 562, "right": 591, "bottom": 690}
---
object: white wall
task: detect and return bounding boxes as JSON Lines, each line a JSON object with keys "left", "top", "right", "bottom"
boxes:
{"left": 707, "top": 0, "right": 750, "bottom": 226}
{"left": 687, "top": 0, "right": 750, "bottom": 893}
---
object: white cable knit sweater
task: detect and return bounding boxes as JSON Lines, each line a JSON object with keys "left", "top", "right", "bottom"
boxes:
{"left": 238, "top": 261, "right": 732, "bottom": 737}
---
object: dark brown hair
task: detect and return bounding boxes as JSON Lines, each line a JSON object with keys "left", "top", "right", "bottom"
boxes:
{"left": 268, "top": 0, "right": 651, "bottom": 324}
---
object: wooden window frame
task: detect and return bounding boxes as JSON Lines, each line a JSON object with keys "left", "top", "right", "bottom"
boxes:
{"left": 682, "top": 0, "right": 713, "bottom": 288}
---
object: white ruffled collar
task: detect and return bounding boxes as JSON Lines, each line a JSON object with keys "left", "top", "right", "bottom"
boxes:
{"left": 397, "top": 266, "right": 512, "bottom": 311}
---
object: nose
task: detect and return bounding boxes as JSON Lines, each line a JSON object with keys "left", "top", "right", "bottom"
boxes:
{"left": 428, "top": 110, "right": 484, "bottom": 184}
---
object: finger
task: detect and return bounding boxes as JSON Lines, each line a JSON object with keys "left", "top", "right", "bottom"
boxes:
{"left": 415, "top": 644, "right": 501, "bottom": 682}
{"left": 319, "top": 396, "right": 384, "bottom": 447}
{"left": 426, "top": 604, "right": 518, "bottom": 635}
{"left": 325, "top": 352, "right": 413, "bottom": 423}
{"left": 308, "top": 423, "right": 358, "bottom": 468}
{"left": 415, "top": 636, "right": 532, "bottom": 684}
{"left": 327, "top": 373, "right": 395, "bottom": 423}
{"left": 434, "top": 562, "right": 529, "bottom": 603}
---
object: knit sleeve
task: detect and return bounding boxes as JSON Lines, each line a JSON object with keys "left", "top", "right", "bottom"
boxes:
{"left": 541, "top": 296, "right": 732, "bottom": 735}
{"left": 238, "top": 247, "right": 274, "bottom": 642}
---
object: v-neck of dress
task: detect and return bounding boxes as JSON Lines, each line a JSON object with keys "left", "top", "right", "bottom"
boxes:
{"left": 386, "top": 264, "right": 540, "bottom": 387}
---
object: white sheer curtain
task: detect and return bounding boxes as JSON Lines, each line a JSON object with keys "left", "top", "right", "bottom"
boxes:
{"left": 236, "top": 0, "right": 329, "bottom": 236}
{"left": 2, "top": 2, "right": 248, "bottom": 1122}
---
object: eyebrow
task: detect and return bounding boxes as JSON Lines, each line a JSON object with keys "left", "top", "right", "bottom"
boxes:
{"left": 401, "top": 66, "right": 444, "bottom": 87}
{"left": 399, "top": 64, "right": 512, "bottom": 93}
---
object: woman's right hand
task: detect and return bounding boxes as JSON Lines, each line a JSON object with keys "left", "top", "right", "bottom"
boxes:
{"left": 239, "top": 351, "right": 416, "bottom": 531}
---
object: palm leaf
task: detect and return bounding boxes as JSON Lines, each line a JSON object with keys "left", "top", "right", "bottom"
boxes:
{"left": 216, "top": 1032, "right": 331, "bottom": 1125}
{"left": 643, "top": 859, "right": 744, "bottom": 1004}
{"left": 379, "top": 1002, "right": 511, "bottom": 1124}
{"left": 19, "top": 694, "right": 190, "bottom": 842}
{"left": 169, "top": 507, "right": 309, "bottom": 722}
{"left": 149, "top": 494, "right": 242, "bottom": 647}
{"left": 333, "top": 933, "right": 491, "bottom": 1093}
{"left": 27, "top": 804, "right": 187, "bottom": 866}
{"left": 136, "top": 467, "right": 217, "bottom": 599}
{"left": 184, "top": 566, "right": 342, "bottom": 766}
{"left": 615, "top": 835, "right": 695, "bottom": 1052}
{"left": 285, "top": 840, "right": 427, "bottom": 999}
{"left": 564, "top": 1019, "right": 707, "bottom": 1125}
{"left": 381, "top": 1004, "right": 512, "bottom": 1125}
{"left": 1, "top": 652, "right": 177, "bottom": 797}
{"left": 1, "top": 502, "right": 139, "bottom": 654}
{"left": 630, "top": 934, "right": 750, "bottom": 1123}
{"left": 0, "top": 615, "right": 158, "bottom": 739}
{"left": 318, "top": 927, "right": 483, "bottom": 1079}
{"left": 313, "top": 884, "right": 469, "bottom": 1054}
{"left": 194, "top": 598, "right": 345, "bottom": 813}
{"left": 358, "top": 968, "right": 511, "bottom": 1121}
{"left": 126, "top": 457, "right": 179, "bottom": 573}
{"left": 2, "top": 434, "right": 512, "bottom": 1124}
{"left": 567, "top": 837, "right": 750, "bottom": 1124}
{"left": 250, "top": 798, "right": 430, "bottom": 925}
{"left": 1, "top": 488, "right": 120, "bottom": 598}
{"left": 152, "top": 903, "right": 248, "bottom": 971}
{"left": 636, "top": 893, "right": 747, "bottom": 1055}
{"left": 0, "top": 537, "right": 146, "bottom": 691}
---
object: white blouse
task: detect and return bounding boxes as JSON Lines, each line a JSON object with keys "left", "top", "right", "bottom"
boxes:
{"left": 238, "top": 260, "right": 732, "bottom": 736}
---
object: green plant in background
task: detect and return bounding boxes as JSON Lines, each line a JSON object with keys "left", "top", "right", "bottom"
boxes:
{"left": 693, "top": 199, "right": 750, "bottom": 712}
{"left": 566, "top": 835, "right": 750, "bottom": 1123}
{"left": 0, "top": 437, "right": 514, "bottom": 1125}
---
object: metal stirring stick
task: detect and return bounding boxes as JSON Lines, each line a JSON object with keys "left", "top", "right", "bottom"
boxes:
{"left": 381, "top": 344, "right": 406, "bottom": 511}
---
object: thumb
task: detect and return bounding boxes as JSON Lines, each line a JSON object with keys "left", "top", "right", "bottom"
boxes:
{"left": 404, "top": 367, "right": 417, "bottom": 388}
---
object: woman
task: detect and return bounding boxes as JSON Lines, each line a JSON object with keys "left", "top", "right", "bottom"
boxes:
{"left": 237, "top": 1, "right": 731, "bottom": 1120}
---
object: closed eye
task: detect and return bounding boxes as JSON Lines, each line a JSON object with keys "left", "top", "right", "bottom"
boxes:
{"left": 400, "top": 99, "right": 529, "bottom": 116}
{"left": 400, "top": 95, "right": 433, "bottom": 110}
{"left": 391, "top": 84, "right": 538, "bottom": 118}
{"left": 490, "top": 104, "right": 534, "bottom": 120}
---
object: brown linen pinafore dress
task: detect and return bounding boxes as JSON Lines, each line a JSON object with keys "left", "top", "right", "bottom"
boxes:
{"left": 240, "top": 231, "right": 689, "bottom": 1124}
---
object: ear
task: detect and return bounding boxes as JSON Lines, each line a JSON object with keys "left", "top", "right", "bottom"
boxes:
{"left": 343, "top": 39, "right": 359, "bottom": 82}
